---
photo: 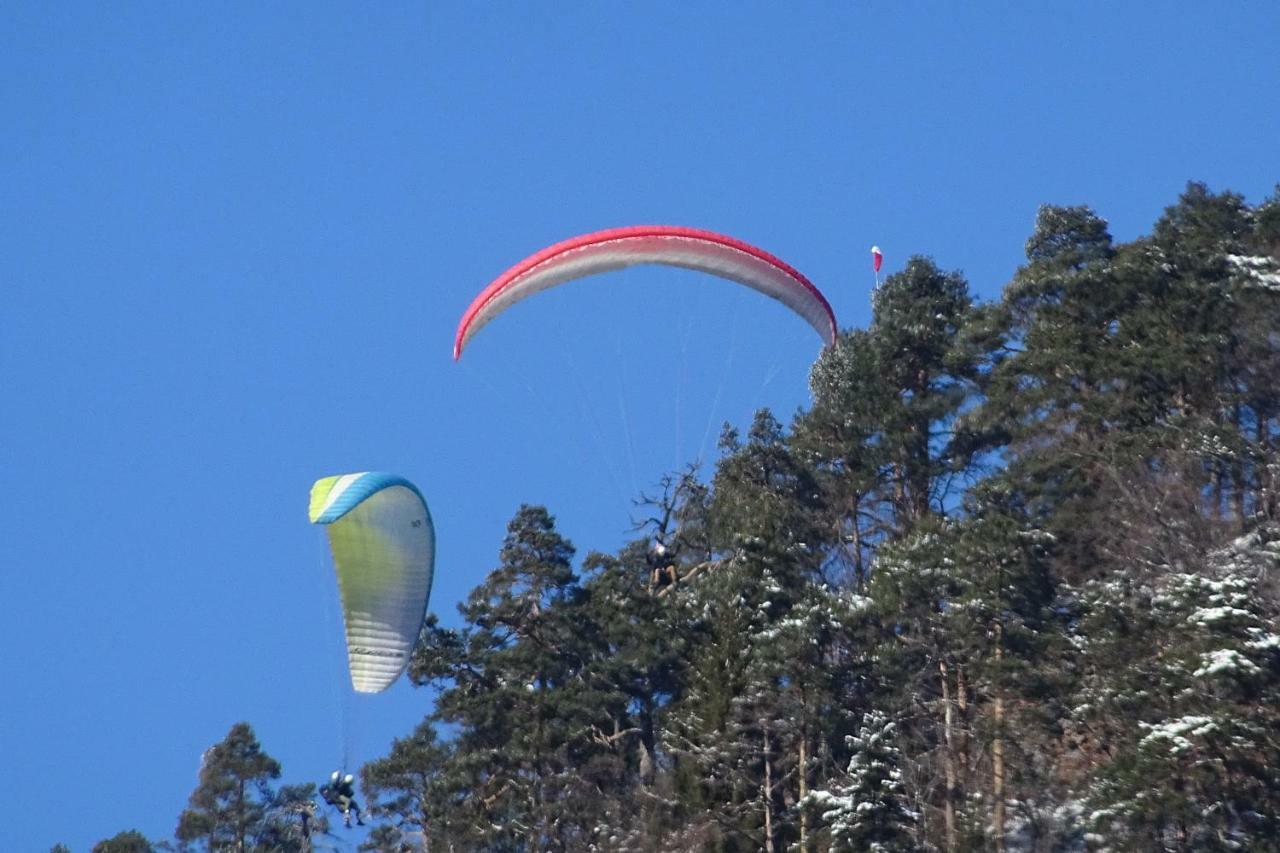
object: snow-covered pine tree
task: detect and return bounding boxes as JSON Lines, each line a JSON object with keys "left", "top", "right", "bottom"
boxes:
{"left": 804, "top": 709, "right": 920, "bottom": 852}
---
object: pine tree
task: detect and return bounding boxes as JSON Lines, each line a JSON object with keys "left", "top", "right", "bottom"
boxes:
{"left": 572, "top": 543, "right": 694, "bottom": 847}
{"left": 175, "top": 722, "right": 284, "bottom": 852}
{"left": 741, "top": 580, "right": 868, "bottom": 853}
{"left": 868, "top": 520, "right": 982, "bottom": 852}
{"left": 259, "top": 783, "right": 321, "bottom": 852}
{"left": 361, "top": 721, "right": 453, "bottom": 851}
{"left": 862, "top": 256, "right": 986, "bottom": 530}
{"left": 804, "top": 710, "right": 920, "bottom": 852}
{"left": 92, "top": 830, "right": 156, "bottom": 853}
{"left": 1075, "top": 525, "right": 1280, "bottom": 850}
{"left": 648, "top": 412, "right": 846, "bottom": 850}
{"left": 414, "top": 505, "right": 613, "bottom": 850}
{"left": 972, "top": 204, "right": 1128, "bottom": 578}
{"left": 978, "top": 189, "right": 1280, "bottom": 577}
{"left": 867, "top": 499, "right": 1063, "bottom": 853}
{"left": 797, "top": 328, "right": 895, "bottom": 586}
{"left": 941, "top": 501, "right": 1062, "bottom": 853}
{"left": 658, "top": 553, "right": 768, "bottom": 851}
{"left": 710, "top": 410, "right": 828, "bottom": 575}
{"left": 359, "top": 823, "right": 413, "bottom": 852}
{"left": 1256, "top": 185, "right": 1280, "bottom": 254}
{"left": 800, "top": 257, "right": 990, "bottom": 583}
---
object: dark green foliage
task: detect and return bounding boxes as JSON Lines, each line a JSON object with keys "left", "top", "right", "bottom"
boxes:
{"left": 710, "top": 409, "right": 827, "bottom": 580}
{"left": 358, "top": 823, "right": 414, "bottom": 853}
{"left": 1075, "top": 528, "right": 1280, "bottom": 850}
{"left": 406, "top": 505, "right": 631, "bottom": 850}
{"left": 1023, "top": 204, "right": 1114, "bottom": 268}
{"left": 92, "top": 831, "right": 156, "bottom": 853}
{"left": 1255, "top": 186, "right": 1280, "bottom": 256}
{"left": 973, "top": 204, "right": 1132, "bottom": 575}
{"left": 800, "top": 257, "right": 992, "bottom": 591}
{"left": 361, "top": 721, "right": 454, "bottom": 849}
{"left": 804, "top": 711, "right": 920, "bottom": 852}
{"left": 175, "top": 722, "right": 287, "bottom": 852}
{"left": 259, "top": 784, "right": 322, "bottom": 851}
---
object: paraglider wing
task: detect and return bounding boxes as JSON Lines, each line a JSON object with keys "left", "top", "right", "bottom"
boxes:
{"left": 453, "top": 225, "right": 837, "bottom": 359}
{"left": 871, "top": 245, "right": 883, "bottom": 273}
{"left": 309, "top": 473, "right": 435, "bottom": 693}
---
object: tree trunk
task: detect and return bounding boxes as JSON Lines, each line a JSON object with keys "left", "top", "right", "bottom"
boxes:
{"left": 300, "top": 808, "right": 312, "bottom": 853}
{"left": 850, "top": 491, "right": 866, "bottom": 590}
{"left": 1214, "top": 464, "right": 1227, "bottom": 521}
{"left": 893, "top": 463, "right": 908, "bottom": 532}
{"left": 957, "top": 665, "right": 970, "bottom": 773}
{"left": 1233, "top": 401, "right": 1247, "bottom": 527}
{"left": 639, "top": 701, "right": 657, "bottom": 787}
{"left": 992, "top": 627, "right": 1006, "bottom": 853}
{"left": 1259, "top": 417, "right": 1276, "bottom": 521}
{"left": 798, "top": 730, "right": 809, "bottom": 852}
{"left": 908, "top": 369, "right": 933, "bottom": 524}
{"left": 762, "top": 725, "right": 776, "bottom": 853}
{"left": 939, "top": 660, "right": 958, "bottom": 853}
{"left": 237, "top": 779, "right": 246, "bottom": 853}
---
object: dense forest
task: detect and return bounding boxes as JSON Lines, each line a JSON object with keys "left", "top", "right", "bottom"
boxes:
{"left": 75, "top": 182, "right": 1280, "bottom": 852}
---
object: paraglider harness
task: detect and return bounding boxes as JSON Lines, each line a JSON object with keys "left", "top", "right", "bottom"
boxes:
{"left": 647, "top": 539, "right": 678, "bottom": 594}
{"left": 320, "top": 773, "right": 365, "bottom": 827}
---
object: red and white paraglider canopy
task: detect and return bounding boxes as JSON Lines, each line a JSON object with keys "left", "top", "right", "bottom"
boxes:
{"left": 453, "top": 225, "right": 837, "bottom": 360}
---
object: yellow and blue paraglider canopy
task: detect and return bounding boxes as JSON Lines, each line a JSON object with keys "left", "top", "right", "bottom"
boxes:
{"left": 309, "top": 472, "right": 435, "bottom": 693}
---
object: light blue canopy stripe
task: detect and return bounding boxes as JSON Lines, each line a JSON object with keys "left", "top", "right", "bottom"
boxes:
{"left": 314, "top": 473, "right": 428, "bottom": 525}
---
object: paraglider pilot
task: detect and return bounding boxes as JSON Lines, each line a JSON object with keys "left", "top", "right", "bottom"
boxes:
{"left": 648, "top": 539, "right": 678, "bottom": 593}
{"left": 319, "top": 770, "right": 365, "bottom": 827}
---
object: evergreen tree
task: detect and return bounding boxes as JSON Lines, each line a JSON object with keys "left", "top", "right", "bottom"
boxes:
{"left": 804, "top": 710, "right": 920, "bottom": 852}
{"left": 572, "top": 543, "right": 694, "bottom": 848}
{"left": 868, "top": 520, "right": 983, "bottom": 852}
{"left": 859, "top": 256, "right": 986, "bottom": 529}
{"left": 412, "top": 505, "right": 612, "bottom": 850}
{"left": 175, "top": 722, "right": 283, "bottom": 852}
{"left": 710, "top": 410, "right": 828, "bottom": 575}
{"left": 259, "top": 784, "right": 321, "bottom": 852}
{"left": 800, "top": 257, "right": 989, "bottom": 583}
{"left": 868, "top": 500, "right": 1062, "bottom": 853}
{"left": 1075, "top": 526, "right": 1280, "bottom": 850}
{"left": 657, "top": 554, "right": 768, "bottom": 851}
{"left": 1255, "top": 185, "right": 1280, "bottom": 258}
{"left": 942, "top": 501, "right": 1063, "bottom": 853}
{"left": 641, "top": 413, "right": 857, "bottom": 851}
{"left": 741, "top": 580, "right": 868, "bottom": 853}
{"left": 973, "top": 204, "right": 1128, "bottom": 577}
{"left": 92, "top": 830, "right": 156, "bottom": 853}
{"left": 798, "top": 328, "right": 893, "bottom": 585}
{"left": 362, "top": 721, "right": 454, "bottom": 851}
{"left": 979, "top": 188, "right": 1279, "bottom": 577}
{"left": 1141, "top": 184, "right": 1259, "bottom": 527}
{"left": 359, "top": 823, "right": 413, "bottom": 852}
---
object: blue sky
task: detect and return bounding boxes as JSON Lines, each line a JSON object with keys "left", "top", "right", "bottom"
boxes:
{"left": 3, "top": 2, "right": 1278, "bottom": 849}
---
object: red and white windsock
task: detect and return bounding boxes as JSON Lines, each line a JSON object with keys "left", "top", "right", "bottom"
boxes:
{"left": 871, "top": 245, "right": 883, "bottom": 273}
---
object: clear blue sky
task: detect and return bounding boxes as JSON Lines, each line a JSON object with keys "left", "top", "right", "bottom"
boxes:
{"left": 3, "top": 3, "right": 1277, "bottom": 849}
